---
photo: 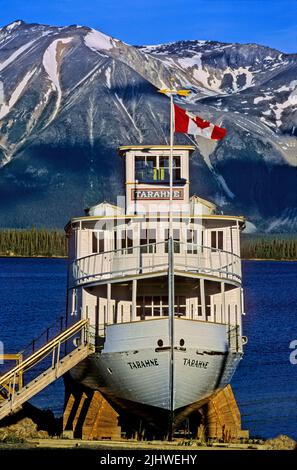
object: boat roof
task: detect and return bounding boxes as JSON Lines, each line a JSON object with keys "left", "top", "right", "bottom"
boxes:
{"left": 65, "top": 213, "right": 245, "bottom": 232}
{"left": 118, "top": 145, "right": 195, "bottom": 155}
{"left": 190, "top": 194, "right": 216, "bottom": 211}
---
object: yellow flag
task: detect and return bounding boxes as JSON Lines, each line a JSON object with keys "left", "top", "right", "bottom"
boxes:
{"left": 158, "top": 88, "right": 190, "bottom": 96}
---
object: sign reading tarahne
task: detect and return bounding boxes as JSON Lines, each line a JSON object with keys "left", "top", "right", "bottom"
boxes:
{"left": 127, "top": 358, "right": 159, "bottom": 370}
{"left": 132, "top": 188, "right": 184, "bottom": 200}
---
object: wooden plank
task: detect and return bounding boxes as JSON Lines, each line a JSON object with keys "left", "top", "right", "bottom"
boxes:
{"left": 204, "top": 385, "right": 242, "bottom": 441}
{"left": 63, "top": 378, "right": 121, "bottom": 440}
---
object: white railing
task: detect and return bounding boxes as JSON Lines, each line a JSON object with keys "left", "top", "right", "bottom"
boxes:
{"left": 69, "top": 241, "right": 241, "bottom": 287}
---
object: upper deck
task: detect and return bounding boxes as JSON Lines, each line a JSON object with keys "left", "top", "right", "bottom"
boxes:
{"left": 66, "top": 212, "right": 244, "bottom": 288}
{"left": 65, "top": 145, "right": 245, "bottom": 288}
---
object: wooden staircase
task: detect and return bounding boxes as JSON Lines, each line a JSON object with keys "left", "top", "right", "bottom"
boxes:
{"left": 0, "top": 319, "right": 93, "bottom": 421}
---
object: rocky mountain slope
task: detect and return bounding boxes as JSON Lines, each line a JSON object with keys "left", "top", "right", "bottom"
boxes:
{"left": 0, "top": 20, "right": 296, "bottom": 231}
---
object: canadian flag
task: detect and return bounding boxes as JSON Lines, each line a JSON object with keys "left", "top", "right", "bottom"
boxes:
{"left": 174, "top": 104, "right": 226, "bottom": 140}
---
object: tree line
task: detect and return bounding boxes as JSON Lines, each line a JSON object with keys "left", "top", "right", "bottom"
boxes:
{"left": 0, "top": 228, "right": 67, "bottom": 257}
{"left": 0, "top": 229, "right": 296, "bottom": 260}
{"left": 241, "top": 234, "right": 297, "bottom": 260}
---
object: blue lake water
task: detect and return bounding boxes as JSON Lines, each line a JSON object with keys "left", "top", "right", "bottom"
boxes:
{"left": 0, "top": 258, "right": 296, "bottom": 439}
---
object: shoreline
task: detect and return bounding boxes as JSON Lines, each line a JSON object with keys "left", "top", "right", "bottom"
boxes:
{"left": 0, "top": 255, "right": 67, "bottom": 259}
{"left": 242, "top": 258, "right": 297, "bottom": 262}
{"left": 0, "top": 255, "right": 296, "bottom": 262}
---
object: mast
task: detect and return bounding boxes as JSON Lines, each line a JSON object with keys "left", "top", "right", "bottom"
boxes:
{"left": 159, "top": 85, "right": 190, "bottom": 440}
{"left": 169, "top": 92, "right": 174, "bottom": 238}
{"left": 168, "top": 92, "right": 174, "bottom": 439}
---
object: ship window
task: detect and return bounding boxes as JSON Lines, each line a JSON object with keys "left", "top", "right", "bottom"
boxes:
{"left": 165, "top": 229, "right": 180, "bottom": 253}
{"left": 187, "top": 229, "right": 198, "bottom": 254}
{"left": 114, "top": 231, "right": 117, "bottom": 251}
{"left": 92, "top": 231, "right": 104, "bottom": 254}
{"left": 92, "top": 232, "right": 97, "bottom": 253}
{"left": 136, "top": 295, "right": 187, "bottom": 318}
{"left": 206, "top": 295, "right": 211, "bottom": 317}
{"left": 135, "top": 155, "right": 181, "bottom": 182}
{"left": 135, "top": 155, "right": 156, "bottom": 182}
{"left": 211, "top": 230, "right": 224, "bottom": 251}
{"left": 161, "top": 296, "right": 168, "bottom": 316}
{"left": 140, "top": 229, "right": 156, "bottom": 253}
{"left": 176, "top": 296, "right": 186, "bottom": 316}
{"left": 120, "top": 229, "right": 134, "bottom": 254}
{"left": 159, "top": 156, "right": 181, "bottom": 180}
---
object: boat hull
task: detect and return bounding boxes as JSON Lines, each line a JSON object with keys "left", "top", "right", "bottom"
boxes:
{"left": 70, "top": 318, "right": 242, "bottom": 427}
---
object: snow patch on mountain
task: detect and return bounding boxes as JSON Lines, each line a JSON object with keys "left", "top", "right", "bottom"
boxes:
{"left": 254, "top": 95, "right": 272, "bottom": 104}
{"left": 43, "top": 37, "right": 72, "bottom": 90}
{"left": 224, "top": 66, "right": 254, "bottom": 92}
{"left": 105, "top": 67, "right": 111, "bottom": 88}
{"left": 173, "top": 53, "right": 255, "bottom": 93}
{"left": 43, "top": 37, "right": 72, "bottom": 124}
{"left": 114, "top": 93, "right": 143, "bottom": 142}
{"left": 84, "top": 29, "right": 117, "bottom": 52}
{"left": 273, "top": 84, "right": 297, "bottom": 127}
{"left": 177, "top": 54, "right": 221, "bottom": 92}
{"left": 5, "top": 21, "right": 23, "bottom": 32}
{"left": 0, "top": 40, "right": 36, "bottom": 72}
{"left": 0, "top": 68, "right": 36, "bottom": 119}
{"left": 139, "top": 42, "right": 175, "bottom": 54}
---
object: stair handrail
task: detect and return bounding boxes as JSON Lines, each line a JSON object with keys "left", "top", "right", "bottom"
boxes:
{"left": 0, "top": 319, "right": 89, "bottom": 388}
{"left": 19, "top": 314, "right": 67, "bottom": 358}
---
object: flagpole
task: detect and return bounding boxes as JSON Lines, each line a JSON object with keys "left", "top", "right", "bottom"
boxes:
{"left": 169, "top": 93, "right": 173, "bottom": 239}
{"left": 158, "top": 85, "right": 191, "bottom": 441}
{"left": 168, "top": 91, "right": 174, "bottom": 440}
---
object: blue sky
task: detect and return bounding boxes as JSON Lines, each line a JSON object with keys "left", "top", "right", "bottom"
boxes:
{"left": 0, "top": 0, "right": 296, "bottom": 52}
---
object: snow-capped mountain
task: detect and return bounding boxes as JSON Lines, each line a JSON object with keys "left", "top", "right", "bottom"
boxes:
{"left": 0, "top": 20, "right": 296, "bottom": 231}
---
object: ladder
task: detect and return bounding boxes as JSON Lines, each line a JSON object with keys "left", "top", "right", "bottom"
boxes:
{"left": 0, "top": 319, "right": 94, "bottom": 421}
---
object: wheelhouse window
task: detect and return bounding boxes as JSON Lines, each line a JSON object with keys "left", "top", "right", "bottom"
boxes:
{"left": 211, "top": 230, "right": 224, "bottom": 251}
{"left": 92, "top": 231, "right": 104, "bottom": 253}
{"left": 135, "top": 155, "right": 156, "bottom": 182}
{"left": 159, "top": 156, "right": 181, "bottom": 181}
{"left": 140, "top": 228, "right": 156, "bottom": 253}
{"left": 135, "top": 155, "right": 182, "bottom": 183}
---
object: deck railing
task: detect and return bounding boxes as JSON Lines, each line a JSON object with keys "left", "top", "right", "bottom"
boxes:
{"left": 69, "top": 241, "right": 241, "bottom": 287}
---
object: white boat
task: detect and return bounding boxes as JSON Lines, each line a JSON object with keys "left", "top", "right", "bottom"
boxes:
{"left": 65, "top": 144, "right": 246, "bottom": 437}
